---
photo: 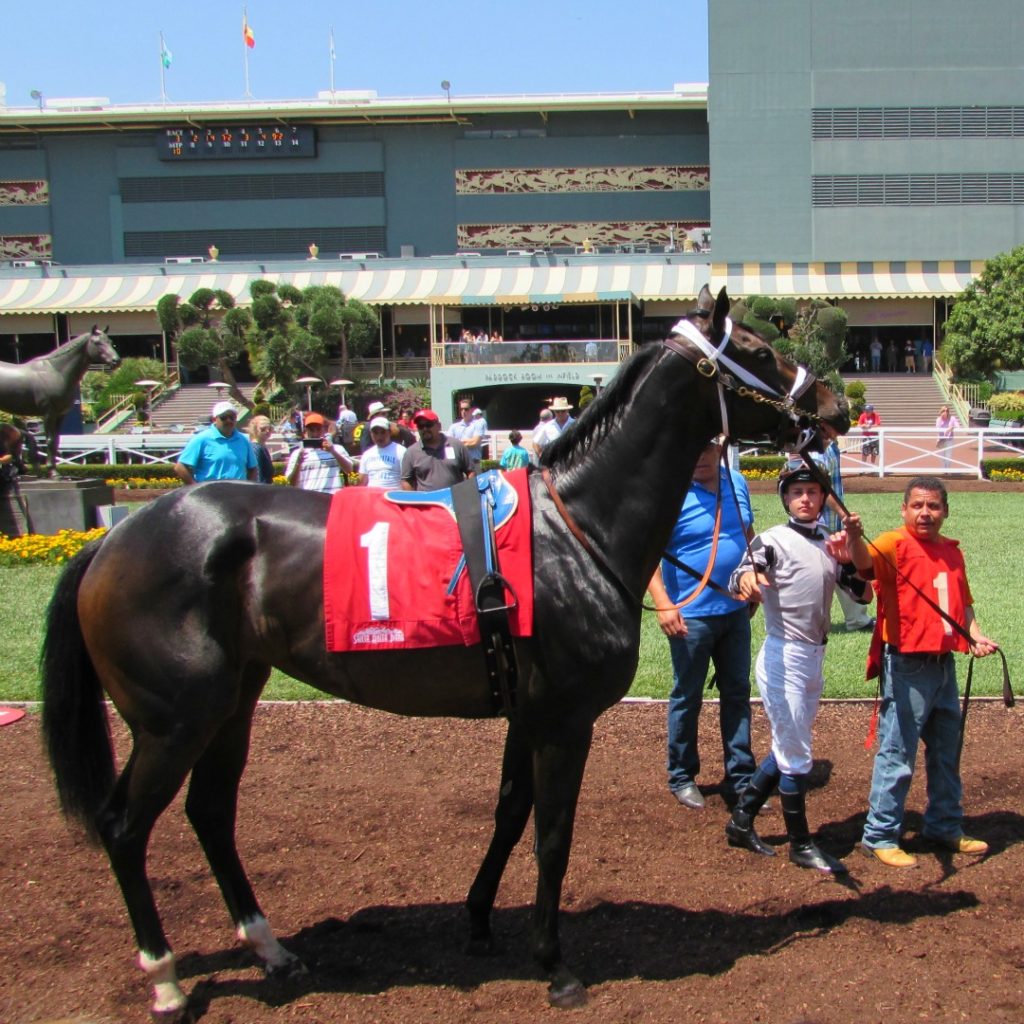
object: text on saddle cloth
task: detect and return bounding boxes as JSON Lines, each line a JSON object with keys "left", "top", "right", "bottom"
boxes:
{"left": 323, "top": 468, "right": 533, "bottom": 652}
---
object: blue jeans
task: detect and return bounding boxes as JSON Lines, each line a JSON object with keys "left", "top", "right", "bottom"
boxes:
{"left": 666, "top": 607, "right": 755, "bottom": 797}
{"left": 862, "top": 649, "right": 964, "bottom": 848}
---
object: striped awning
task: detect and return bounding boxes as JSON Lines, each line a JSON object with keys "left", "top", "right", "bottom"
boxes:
{"left": 0, "top": 262, "right": 707, "bottom": 315}
{"left": 0, "top": 258, "right": 986, "bottom": 317}
{"left": 711, "top": 260, "right": 985, "bottom": 299}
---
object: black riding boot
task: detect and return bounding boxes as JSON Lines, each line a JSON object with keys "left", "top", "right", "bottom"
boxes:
{"left": 780, "top": 790, "right": 848, "bottom": 874}
{"left": 725, "top": 765, "right": 777, "bottom": 857}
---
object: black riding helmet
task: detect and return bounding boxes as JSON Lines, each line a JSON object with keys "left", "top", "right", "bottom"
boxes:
{"left": 777, "top": 461, "right": 831, "bottom": 509}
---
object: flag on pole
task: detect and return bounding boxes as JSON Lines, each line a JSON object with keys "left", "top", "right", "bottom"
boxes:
{"left": 160, "top": 34, "right": 173, "bottom": 69}
{"left": 242, "top": 11, "right": 255, "bottom": 49}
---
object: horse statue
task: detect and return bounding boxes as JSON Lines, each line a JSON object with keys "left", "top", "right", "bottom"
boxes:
{"left": 40, "top": 287, "right": 849, "bottom": 1019}
{"left": 0, "top": 326, "right": 120, "bottom": 477}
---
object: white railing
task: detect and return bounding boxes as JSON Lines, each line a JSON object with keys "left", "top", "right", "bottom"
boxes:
{"left": 837, "top": 426, "right": 1024, "bottom": 478}
{"left": 50, "top": 432, "right": 294, "bottom": 467}
{"left": 43, "top": 425, "right": 1024, "bottom": 477}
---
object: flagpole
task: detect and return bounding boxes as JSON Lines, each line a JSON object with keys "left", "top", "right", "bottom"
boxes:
{"left": 329, "top": 26, "right": 336, "bottom": 95}
{"left": 243, "top": 8, "right": 252, "bottom": 98}
{"left": 159, "top": 32, "right": 167, "bottom": 104}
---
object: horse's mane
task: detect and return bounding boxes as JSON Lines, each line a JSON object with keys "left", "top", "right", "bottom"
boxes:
{"left": 539, "top": 340, "right": 669, "bottom": 473}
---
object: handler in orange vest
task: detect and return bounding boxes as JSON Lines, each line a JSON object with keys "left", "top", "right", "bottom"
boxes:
{"left": 852, "top": 476, "right": 999, "bottom": 869}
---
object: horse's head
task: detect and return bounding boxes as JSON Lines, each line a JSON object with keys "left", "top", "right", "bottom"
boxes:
{"left": 670, "top": 285, "right": 849, "bottom": 451}
{"left": 87, "top": 326, "right": 121, "bottom": 368}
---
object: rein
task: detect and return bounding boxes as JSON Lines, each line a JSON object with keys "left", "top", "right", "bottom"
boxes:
{"left": 540, "top": 466, "right": 636, "bottom": 605}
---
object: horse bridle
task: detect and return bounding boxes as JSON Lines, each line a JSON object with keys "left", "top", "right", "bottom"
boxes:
{"left": 542, "top": 317, "right": 826, "bottom": 604}
{"left": 664, "top": 313, "right": 822, "bottom": 450}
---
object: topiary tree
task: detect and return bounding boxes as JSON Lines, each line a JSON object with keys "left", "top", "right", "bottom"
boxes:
{"left": 775, "top": 301, "right": 849, "bottom": 393}
{"left": 158, "top": 289, "right": 253, "bottom": 408}
{"left": 246, "top": 281, "right": 380, "bottom": 405}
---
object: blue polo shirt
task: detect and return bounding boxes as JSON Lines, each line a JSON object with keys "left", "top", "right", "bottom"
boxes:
{"left": 661, "top": 467, "right": 752, "bottom": 618}
{"left": 179, "top": 425, "right": 257, "bottom": 482}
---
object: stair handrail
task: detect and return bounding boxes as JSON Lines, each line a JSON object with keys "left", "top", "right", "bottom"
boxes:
{"left": 934, "top": 355, "right": 980, "bottom": 424}
{"left": 94, "top": 392, "right": 138, "bottom": 433}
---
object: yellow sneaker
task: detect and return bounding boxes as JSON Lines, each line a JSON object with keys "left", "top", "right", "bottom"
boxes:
{"left": 931, "top": 835, "right": 989, "bottom": 855}
{"left": 863, "top": 845, "right": 918, "bottom": 868}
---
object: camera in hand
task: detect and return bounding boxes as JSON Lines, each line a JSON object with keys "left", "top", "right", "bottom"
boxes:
{"left": 301, "top": 437, "right": 324, "bottom": 449}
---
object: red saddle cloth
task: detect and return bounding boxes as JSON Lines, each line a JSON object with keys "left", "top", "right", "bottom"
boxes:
{"left": 323, "top": 469, "right": 533, "bottom": 652}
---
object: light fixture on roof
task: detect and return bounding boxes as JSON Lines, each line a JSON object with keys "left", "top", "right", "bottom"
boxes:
{"left": 441, "top": 80, "right": 451, "bottom": 103}
{"left": 30, "top": 89, "right": 43, "bottom": 111}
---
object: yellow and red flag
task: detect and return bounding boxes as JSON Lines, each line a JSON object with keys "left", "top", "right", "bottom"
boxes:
{"left": 242, "top": 12, "right": 255, "bottom": 49}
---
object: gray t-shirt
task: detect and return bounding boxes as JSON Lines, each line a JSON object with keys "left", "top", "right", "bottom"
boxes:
{"left": 400, "top": 433, "right": 472, "bottom": 490}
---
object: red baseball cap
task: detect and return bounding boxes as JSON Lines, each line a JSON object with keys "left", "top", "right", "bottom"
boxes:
{"left": 413, "top": 408, "right": 440, "bottom": 425}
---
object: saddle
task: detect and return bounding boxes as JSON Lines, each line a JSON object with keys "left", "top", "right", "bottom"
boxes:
{"left": 322, "top": 468, "right": 533, "bottom": 718}
{"left": 386, "top": 470, "right": 522, "bottom": 716}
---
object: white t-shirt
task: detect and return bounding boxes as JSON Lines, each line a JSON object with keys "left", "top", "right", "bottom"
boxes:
{"left": 358, "top": 441, "right": 406, "bottom": 489}
{"left": 285, "top": 443, "right": 349, "bottom": 492}
{"left": 535, "top": 415, "right": 575, "bottom": 450}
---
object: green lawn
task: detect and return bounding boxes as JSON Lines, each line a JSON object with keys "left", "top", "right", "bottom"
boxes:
{"left": 2, "top": 491, "right": 1019, "bottom": 703}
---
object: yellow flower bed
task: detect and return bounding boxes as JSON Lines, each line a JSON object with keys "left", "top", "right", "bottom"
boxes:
{"left": 105, "top": 477, "right": 181, "bottom": 489}
{"left": 0, "top": 527, "right": 107, "bottom": 566}
{"left": 988, "top": 468, "right": 1024, "bottom": 481}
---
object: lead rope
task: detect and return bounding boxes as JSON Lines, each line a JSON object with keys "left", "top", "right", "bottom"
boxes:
{"left": 643, "top": 441, "right": 753, "bottom": 613}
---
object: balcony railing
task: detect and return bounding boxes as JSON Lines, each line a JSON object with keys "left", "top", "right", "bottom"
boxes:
{"left": 431, "top": 338, "right": 628, "bottom": 367}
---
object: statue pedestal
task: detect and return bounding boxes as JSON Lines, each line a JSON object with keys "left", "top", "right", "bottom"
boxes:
{"left": 7, "top": 478, "right": 115, "bottom": 536}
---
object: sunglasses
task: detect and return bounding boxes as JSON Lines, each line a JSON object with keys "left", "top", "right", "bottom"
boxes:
{"left": 217, "top": 414, "right": 237, "bottom": 422}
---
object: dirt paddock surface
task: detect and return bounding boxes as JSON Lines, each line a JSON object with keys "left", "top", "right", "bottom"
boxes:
{"left": 4, "top": 700, "right": 1024, "bottom": 1024}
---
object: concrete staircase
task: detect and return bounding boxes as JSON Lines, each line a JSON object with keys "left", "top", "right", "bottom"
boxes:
{"left": 146, "top": 384, "right": 259, "bottom": 431}
{"left": 841, "top": 372, "right": 948, "bottom": 427}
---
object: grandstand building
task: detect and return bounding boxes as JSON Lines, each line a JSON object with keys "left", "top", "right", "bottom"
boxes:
{"left": 0, "top": 0, "right": 1020, "bottom": 424}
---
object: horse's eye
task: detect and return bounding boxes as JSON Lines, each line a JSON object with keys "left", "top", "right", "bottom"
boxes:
{"left": 757, "top": 349, "right": 774, "bottom": 362}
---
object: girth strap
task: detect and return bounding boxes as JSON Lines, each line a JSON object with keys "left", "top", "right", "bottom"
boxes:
{"left": 452, "top": 474, "right": 519, "bottom": 718}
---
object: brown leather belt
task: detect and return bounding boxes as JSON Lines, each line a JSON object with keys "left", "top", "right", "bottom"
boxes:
{"left": 884, "top": 644, "right": 949, "bottom": 663}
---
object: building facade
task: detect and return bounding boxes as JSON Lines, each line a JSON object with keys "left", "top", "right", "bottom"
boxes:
{"left": 2, "top": 0, "right": 1023, "bottom": 422}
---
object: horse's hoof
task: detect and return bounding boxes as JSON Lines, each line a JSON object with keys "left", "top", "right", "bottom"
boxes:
{"left": 150, "top": 1003, "right": 195, "bottom": 1024}
{"left": 265, "top": 955, "right": 309, "bottom": 982}
{"left": 547, "top": 973, "right": 587, "bottom": 1009}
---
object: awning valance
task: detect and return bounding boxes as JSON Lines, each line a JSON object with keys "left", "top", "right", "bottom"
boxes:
{"left": 0, "top": 262, "right": 706, "bottom": 315}
{"left": 0, "top": 258, "right": 983, "bottom": 319}
{"left": 710, "top": 260, "right": 985, "bottom": 300}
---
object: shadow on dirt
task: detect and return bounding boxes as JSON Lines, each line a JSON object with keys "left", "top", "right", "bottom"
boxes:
{"left": 177, "top": 881, "right": 982, "bottom": 1017}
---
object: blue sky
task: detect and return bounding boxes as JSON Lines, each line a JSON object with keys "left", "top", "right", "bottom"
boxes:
{"left": 0, "top": 0, "right": 708, "bottom": 108}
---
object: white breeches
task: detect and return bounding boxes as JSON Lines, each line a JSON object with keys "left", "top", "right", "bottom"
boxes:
{"left": 755, "top": 634, "right": 826, "bottom": 776}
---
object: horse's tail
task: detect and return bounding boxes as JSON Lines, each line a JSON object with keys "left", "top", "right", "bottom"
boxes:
{"left": 40, "top": 537, "right": 113, "bottom": 842}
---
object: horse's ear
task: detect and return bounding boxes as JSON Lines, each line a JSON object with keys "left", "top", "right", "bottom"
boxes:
{"left": 90, "top": 324, "right": 98, "bottom": 334}
{"left": 695, "top": 283, "right": 713, "bottom": 314}
{"left": 103, "top": 325, "right": 110, "bottom": 335}
{"left": 712, "top": 287, "right": 731, "bottom": 340}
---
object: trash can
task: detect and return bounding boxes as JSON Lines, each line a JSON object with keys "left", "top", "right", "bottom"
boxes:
{"left": 968, "top": 408, "right": 991, "bottom": 428}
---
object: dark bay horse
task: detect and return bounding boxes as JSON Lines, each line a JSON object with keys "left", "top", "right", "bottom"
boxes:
{"left": 41, "top": 286, "right": 849, "bottom": 1019}
{"left": 0, "top": 326, "right": 120, "bottom": 476}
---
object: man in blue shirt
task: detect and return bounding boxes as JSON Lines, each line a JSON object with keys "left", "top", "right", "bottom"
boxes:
{"left": 174, "top": 400, "right": 258, "bottom": 484}
{"left": 646, "top": 439, "right": 756, "bottom": 810}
